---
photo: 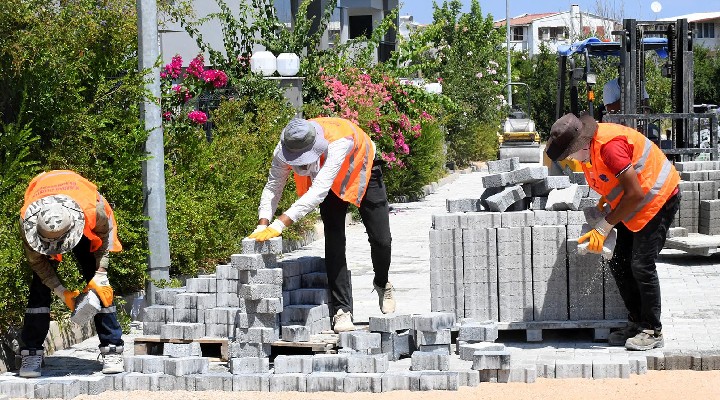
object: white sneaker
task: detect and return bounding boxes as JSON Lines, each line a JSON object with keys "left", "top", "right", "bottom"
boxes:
{"left": 332, "top": 309, "right": 356, "bottom": 333}
{"left": 99, "top": 345, "right": 124, "bottom": 374}
{"left": 373, "top": 281, "right": 396, "bottom": 314}
{"left": 19, "top": 349, "right": 43, "bottom": 378}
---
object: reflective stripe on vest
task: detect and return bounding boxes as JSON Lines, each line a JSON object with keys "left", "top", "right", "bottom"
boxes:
{"left": 583, "top": 123, "right": 679, "bottom": 231}
{"left": 98, "top": 306, "right": 117, "bottom": 314}
{"left": 294, "top": 118, "right": 375, "bottom": 207}
{"left": 25, "top": 307, "right": 51, "bottom": 314}
{"left": 21, "top": 170, "right": 122, "bottom": 254}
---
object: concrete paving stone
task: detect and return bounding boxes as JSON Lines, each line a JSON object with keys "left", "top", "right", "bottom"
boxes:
{"left": 122, "top": 373, "right": 152, "bottom": 391}
{"left": 500, "top": 210, "right": 535, "bottom": 228}
{"left": 172, "top": 308, "right": 198, "bottom": 323}
{"left": 216, "top": 264, "right": 239, "bottom": 280}
{"left": 419, "top": 371, "right": 460, "bottom": 391}
{"left": 481, "top": 172, "right": 509, "bottom": 188}
{"left": 216, "top": 279, "right": 238, "bottom": 293}
{"left": 546, "top": 184, "right": 582, "bottom": 211}
{"left": 190, "top": 373, "right": 233, "bottom": 391}
{"left": 414, "top": 329, "right": 451, "bottom": 346}
{"left": 701, "top": 350, "right": 720, "bottom": 370}
{"left": 273, "top": 355, "right": 313, "bottom": 374}
{"left": 533, "top": 210, "right": 569, "bottom": 226}
{"left": 235, "top": 327, "right": 279, "bottom": 343}
{"left": 509, "top": 166, "right": 548, "bottom": 185}
{"left": 282, "top": 325, "right": 310, "bottom": 342}
{"left": 300, "top": 272, "right": 328, "bottom": 288}
{"left": 458, "top": 321, "right": 499, "bottom": 342}
{"left": 663, "top": 350, "right": 693, "bottom": 370}
{"left": 486, "top": 185, "right": 526, "bottom": 212}
{"left": 306, "top": 372, "right": 345, "bottom": 392}
{"left": 269, "top": 373, "right": 307, "bottom": 392}
{"left": 239, "top": 268, "right": 283, "bottom": 286}
{"left": 70, "top": 291, "right": 102, "bottom": 326}
{"left": 380, "top": 371, "right": 420, "bottom": 392}
{"left": 411, "top": 352, "right": 450, "bottom": 371}
{"left": 339, "top": 331, "right": 382, "bottom": 351}
{"left": 627, "top": 354, "right": 648, "bottom": 375}
{"left": 143, "top": 305, "right": 174, "bottom": 323}
{"left": 446, "top": 198, "right": 482, "bottom": 213}
{"left": 343, "top": 373, "right": 382, "bottom": 393}
{"left": 155, "top": 374, "right": 182, "bottom": 391}
{"left": 487, "top": 157, "right": 519, "bottom": 174}
{"left": 0, "top": 379, "right": 36, "bottom": 398}
{"left": 368, "top": 314, "right": 412, "bottom": 332}
{"left": 241, "top": 237, "right": 283, "bottom": 255}
{"left": 235, "top": 312, "right": 279, "bottom": 329}
{"left": 232, "top": 373, "right": 271, "bottom": 391}
{"left": 139, "top": 355, "right": 169, "bottom": 374}
{"left": 592, "top": 358, "right": 630, "bottom": 379}
{"left": 457, "top": 341, "right": 506, "bottom": 360}
{"left": 35, "top": 378, "right": 86, "bottom": 399}
{"left": 287, "top": 288, "right": 328, "bottom": 305}
{"left": 413, "top": 312, "right": 456, "bottom": 331}
{"left": 555, "top": 358, "right": 592, "bottom": 378}
{"left": 471, "top": 350, "right": 511, "bottom": 370}
{"left": 238, "top": 283, "right": 282, "bottom": 300}
{"left": 229, "top": 357, "right": 270, "bottom": 374}
{"left": 532, "top": 175, "right": 572, "bottom": 196}
{"left": 78, "top": 375, "right": 110, "bottom": 396}
{"left": 229, "top": 342, "right": 272, "bottom": 358}
{"left": 505, "top": 364, "right": 537, "bottom": 383}
{"left": 431, "top": 214, "right": 461, "bottom": 230}
{"left": 186, "top": 277, "right": 216, "bottom": 293}
{"left": 164, "top": 357, "right": 209, "bottom": 376}
{"left": 417, "top": 344, "right": 452, "bottom": 354}
{"left": 381, "top": 331, "right": 414, "bottom": 361}
{"left": 216, "top": 293, "right": 241, "bottom": 308}
{"left": 231, "top": 253, "right": 278, "bottom": 270}
{"left": 346, "top": 354, "right": 389, "bottom": 373}
{"left": 312, "top": 354, "right": 349, "bottom": 373}
{"left": 142, "top": 322, "right": 162, "bottom": 335}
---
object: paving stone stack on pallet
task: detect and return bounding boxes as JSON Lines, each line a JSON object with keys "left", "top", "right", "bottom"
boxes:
{"left": 433, "top": 157, "right": 623, "bottom": 326}
{"left": 674, "top": 161, "right": 720, "bottom": 233}
{"left": 278, "top": 256, "right": 332, "bottom": 335}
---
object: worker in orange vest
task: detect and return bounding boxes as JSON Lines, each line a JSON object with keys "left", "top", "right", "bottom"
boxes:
{"left": 251, "top": 117, "right": 395, "bottom": 333}
{"left": 18, "top": 170, "right": 125, "bottom": 377}
{"left": 546, "top": 113, "right": 680, "bottom": 351}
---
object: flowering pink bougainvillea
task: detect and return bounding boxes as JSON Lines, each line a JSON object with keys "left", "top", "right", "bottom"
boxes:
{"left": 316, "top": 68, "right": 440, "bottom": 169}
{"left": 188, "top": 110, "right": 208, "bottom": 124}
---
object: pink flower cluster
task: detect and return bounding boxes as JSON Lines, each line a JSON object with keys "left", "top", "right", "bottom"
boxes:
{"left": 201, "top": 69, "right": 228, "bottom": 88}
{"left": 188, "top": 110, "right": 208, "bottom": 124}
{"left": 187, "top": 55, "right": 205, "bottom": 79}
{"left": 172, "top": 84, "right": 192, "bottom": 103}
{"left": 161, "top": 55, "right": 183, "bottom": 79}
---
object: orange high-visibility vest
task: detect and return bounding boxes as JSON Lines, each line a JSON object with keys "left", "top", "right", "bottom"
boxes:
{"left": 21, "top": 170, "right": 122, "bottom": 254}
{"left": 294, "top": 118, "right": 375, "bottom": 207}
{"left": 581, "top": 123, "right": 680, "bottom": 232}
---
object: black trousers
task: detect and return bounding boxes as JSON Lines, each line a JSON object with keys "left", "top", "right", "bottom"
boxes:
{"left": 319, "top": 163, "right": 392, "bottom": 315}
{"left": 21, "top": 236, "right": 124, "bottom": 350}
{"left": 607, "top": 193, "right": 680, "bottom": 331}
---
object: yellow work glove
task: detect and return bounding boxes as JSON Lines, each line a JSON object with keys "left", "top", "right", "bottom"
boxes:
{"left": 248, "top": 225, "right": 268, "bottom": 239}
{"left": 253, "top": 219, "right": 285, "bottom": 242}
{"left": 53, "top": 285, "right": 80, "bottom": 311}
{"left": 578, "top": 218, "right": 614, "bottom": 254}
{"left": 83, "top": 271, "right": 114, "bottom": 307}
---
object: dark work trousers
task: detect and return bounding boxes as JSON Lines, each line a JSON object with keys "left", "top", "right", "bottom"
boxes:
{"left": 21, "top": 236, "right": 124, "bottom": 350}
{"left": 319, "top": 163, "right": 392, "bottom": 316}
{"left": 607, "top": 193, "right": 680, "bottom": 331}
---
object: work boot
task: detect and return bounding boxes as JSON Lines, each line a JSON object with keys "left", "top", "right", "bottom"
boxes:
{"left": 332, "top": 309, "right": 356, "bottom": 333}
{"left": 19, "top": 349, "right": 43, "bottom": 378}
{"left": 99, "top": 345, "right": 124, "bottom": 374}
{"left": 625, "top": 329, "right": 664, "bottom": 351}
{"left": 607, "top": 321, "right": 641, "bottom": 346}
{"left": 373, "top": 281, "right": 396, "bottom": 314}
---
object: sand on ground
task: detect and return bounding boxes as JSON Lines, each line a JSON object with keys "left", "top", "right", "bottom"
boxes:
{"left": 62, "top": 370, "right": 720, "bottom": 400}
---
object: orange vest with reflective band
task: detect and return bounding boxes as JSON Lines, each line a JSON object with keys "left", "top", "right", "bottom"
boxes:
{"left": 294, "top": 118, "right": 375, "bottom": 207}
{"left": 581, "top": 123, "right": 680, "bottom": 232}
{"left": 21, "top": 170, "right": 123, "bottom": 255}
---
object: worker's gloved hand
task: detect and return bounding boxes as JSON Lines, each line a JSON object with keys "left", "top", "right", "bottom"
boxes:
{"left": 578, "top": 218, "right": 614, "bottom": 254}
{"left": 248, "top": 224, "right": 268, "bottom": 239}
{"left": 53, "top": 285, "right": 80, "bottom": 311}
{"left": 254, "top": 219, "right": 285, "bottom": 242}
{"left": 83, "top": 271, "right": 114, "bottom": 307}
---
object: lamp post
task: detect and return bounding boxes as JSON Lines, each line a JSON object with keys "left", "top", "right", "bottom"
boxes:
{"left": 137, "top": 0, "right": 170, "bottom": 305}
{"left": 506, "top": 0, "right": 512, "bottom": 105}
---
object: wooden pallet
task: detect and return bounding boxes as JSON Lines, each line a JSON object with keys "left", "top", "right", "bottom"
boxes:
{"left": 133, "top": 336, "right": 229, "bottom": 361}
{"left": 496, "top": 320, "right": 627, "bottom": 342}
{"left": 271, "top": 333, "right": 339, "bottom": 355}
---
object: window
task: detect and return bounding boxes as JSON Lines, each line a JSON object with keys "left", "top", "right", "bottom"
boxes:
{"left": 512, "top": 26, "right": 524, "bottom": 41}
{"left": 538, "top": 26, "right": 568, "bottom": 41}
{"left": 692, "top": 22, "right": 716, "bottom": 39}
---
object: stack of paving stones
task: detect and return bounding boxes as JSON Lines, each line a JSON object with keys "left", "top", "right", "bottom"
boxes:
{"left": 433, "top": 157, "right": 623, "bottom": 326}
{"left": 277, "top": 256, "right": 332, "bottom": 335}
{"left": 673, "top": 161, "right": 720, "bottom": 234}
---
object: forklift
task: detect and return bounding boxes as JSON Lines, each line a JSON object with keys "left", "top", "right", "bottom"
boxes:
{"left": 553, "top": 18, "right": 718, "bottom": 167}
{"left": 498, "top": 83, "right": 541, "bottom": 163}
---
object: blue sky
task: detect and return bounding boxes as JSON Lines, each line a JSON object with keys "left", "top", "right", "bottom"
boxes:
{"left": 400, "top": 0, "right": 717, "bottom": 24}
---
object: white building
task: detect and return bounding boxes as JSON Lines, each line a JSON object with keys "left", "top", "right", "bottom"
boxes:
{"left": 494, "top": 4, "right": 618, "bottom": 57}
{"left": 160, "top": 0, "right": 399, "bottom": 66}
{"left": 660, "top": 12, "right": 720, "bottom": 49}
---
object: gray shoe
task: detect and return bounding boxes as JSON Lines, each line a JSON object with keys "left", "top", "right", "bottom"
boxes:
{"left": 625, "top": 329, "right": 664, "bottom": 351}
{"left": 332, "top": 309, "right": 356, "bottom": 333}
{"left": 373, "top": 281, "right": 396, "bottom": 314}
{"left": 19, "top": 349, "right": 43, "bottom": 378}
{"left": 608, "top": 321, "right": 641, "bottom": 346}
{"left": 99, "top": 345, "right": 124, "bottom": 374}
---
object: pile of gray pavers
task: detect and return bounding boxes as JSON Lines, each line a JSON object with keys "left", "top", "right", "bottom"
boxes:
{"left": 663, "top": 161, "right": 720, "bottom": 255}
{"left": 435, "top": 157, "right": 625, "bottom": 337}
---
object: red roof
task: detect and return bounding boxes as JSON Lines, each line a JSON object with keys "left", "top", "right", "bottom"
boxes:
{"left": 494, "top": 13, "right": 560, "bottom": 27}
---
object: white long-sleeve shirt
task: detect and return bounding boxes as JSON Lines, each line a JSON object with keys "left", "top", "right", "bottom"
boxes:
{"left": 258, "top": 137, "right": 354, "bottom": 222}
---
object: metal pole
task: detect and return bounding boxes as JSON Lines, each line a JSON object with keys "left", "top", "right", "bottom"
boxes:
{"left": 506, "top": 0, "right": 512, "bottom": 105}
{"left": 137, "top": 0, "right": 170, "bottom": 306}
